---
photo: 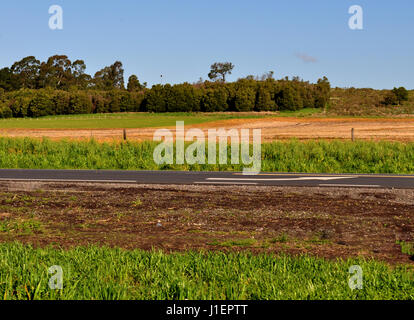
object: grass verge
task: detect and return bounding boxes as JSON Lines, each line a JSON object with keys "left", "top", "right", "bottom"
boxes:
{"left": 1, "top": 137, "right": 414, "bottom": 174}
{"left": 0, "top": 242, "right": 412, "bottom": 300}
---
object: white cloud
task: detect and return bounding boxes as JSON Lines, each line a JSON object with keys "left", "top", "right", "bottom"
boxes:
{"left": 295, "top": 53, "right": 318, "bottom": 63}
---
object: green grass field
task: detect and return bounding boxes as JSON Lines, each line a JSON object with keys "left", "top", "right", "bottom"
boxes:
{"left": 0, "top": 109, "right": 349, "bottom": 130}
{"left": 0, "top": 242, "right": 412, "bottom": 300}
{"left": 3, "top": 109, "right": 412, "bottom": 130}
{"left": 1, "top": 137, "right": 414, "bottom": 174}
{"left": 0, "top": 112, "right": 272, "bottom": 129}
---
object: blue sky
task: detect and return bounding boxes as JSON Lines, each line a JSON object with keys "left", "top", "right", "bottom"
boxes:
{"left": 0, "top": 0, "right": 413, "bottom": 89}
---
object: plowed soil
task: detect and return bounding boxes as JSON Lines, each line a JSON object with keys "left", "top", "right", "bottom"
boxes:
{"left": 0, "top": 181, "right": 413, "bottom": 265}
{"left": 3, "top": 117, "right": 414, "bottom": 142}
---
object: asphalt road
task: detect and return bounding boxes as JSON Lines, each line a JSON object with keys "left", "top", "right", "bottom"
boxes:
{"left": 0, "top": 169, "right": 414, "bottom": 188}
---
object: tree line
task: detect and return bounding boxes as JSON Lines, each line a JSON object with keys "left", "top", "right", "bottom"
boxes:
{"left": 0, "top": 55, "right": 147, "bottom": 91}
{"left": 0, "top": 55, "right": 331, "bottom": 118}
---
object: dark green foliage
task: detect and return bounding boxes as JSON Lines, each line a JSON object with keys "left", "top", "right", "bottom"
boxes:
{"left": 5, "top": 90, "right": 31, "bottom": 117}
{"left": 202, "top": 87, "right": 228, "bottom": 112}
{"left": 234, "top": 85, "right": 256, "bottom": 111}
{"left": 383, "top": 91, "right": 400, "bottom": 106}
{"left": 300, "top": 83, "right": 317, "bottom": 109}
{"left": 68, "top": 91, "right": 93, "bottom": 114}
{"left": 255, "top": 82, "right": 277, "bottom": 111}
{"left": 11, "top": 56, "right": 40, "bottom": 89}
{"left": 8, "top": 54, "right": 414, "bottom": 117}
{"left": 382, "top": 87, "right": 409, "bottom": 106}
{"left": 144, "top": 84, "right": 167, "bottom": 113}
{"left": 392, "top": 87, "right": 409, "bottom": 103}
{"left": 130, "top": 92, "right": 145, "bottom": 112}
{"left": 92, "top": 94, "right": 110, "bottom": 114}
{"left": 0, "top": 68, "right": 21, "bottom": 91}
{"left": 53, "top": 90, "right": 71, "bottom": 115}
{"left": 0, "top": 54, "right": 333, "bottom": 117}
{"left": 166, "top": 83, "right": 202, "bottom": 112}
{"left": 224, "top": 79, "right": 257, "bottom": 112}
{"left": 162, "top": 84, "right": 175, "bottom": 112}
{"left": 275, "top": 82, "right": 303, "bottom": 111}
{"left": 107, "top": 90, "right": 121, "bottom": 113}
{"left": 119, "top": 90, "right": 133, "bottom": 112}
{"left": 93, "top": 61, "right": 125, "bottom": 90}
{"left": 127, "top": 75, "right": 146, "bottom": 92}
{"left": 314, "top": 77, "right": 331, "bottom": 108}
{"left": 28, "top": 90, "right": 55, "bottom": 117}
{"left": 0, "top": 77, "right": 331, "bottom": 117}
{"left": 0, "top": 102, "right": 12, "bottom": 118}
{"left": 40, "top": 55, "right": 73, "bottom": 90}
{"left": 2, "top": 55, "right": 131, "bottom": 92}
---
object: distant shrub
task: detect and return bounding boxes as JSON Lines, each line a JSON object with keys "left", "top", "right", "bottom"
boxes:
{"left": 0, "top": 103, "right": 12, "bottom": 118}
{"left": 382, "top": 87, "right": 409, "bottom": 106}
{"left": 28, "top": 90, "right": 55, "bottom": 117}
{"left": 255, "top": 82, "right": 277, "bottom": 111}
{"left": 329, "top": 87, "right": 414, "bottom": 116}
{"left": 144, "top": 84, "right": 167, "bottom": 113}
{"left": 234, "top": 86, "right": 256, "bottom": 111}
{"left": 202, "top": 87, "right": 228, "bottom": 112}
{"left": 392, "top": 87, "right": 409, "bottom": 103}
{"left": 68, "top": 91, "right": 93, "bottom": 114}
{"left": 275, "top": 83, "right": 303, "bottom": 111}
{"left": 383, "top": 91, "right": 400, "bottom": 106}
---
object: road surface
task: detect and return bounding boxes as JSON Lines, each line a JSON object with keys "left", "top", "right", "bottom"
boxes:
{"left": 0, "top": 169, "right": 414, "bottom": 188}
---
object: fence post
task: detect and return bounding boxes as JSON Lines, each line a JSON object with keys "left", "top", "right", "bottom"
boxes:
{"left": 123, "top": 129, "right": 127, "bottom": 141}
{"left": 351, "top": 128, "right": 355, "bottom": 142}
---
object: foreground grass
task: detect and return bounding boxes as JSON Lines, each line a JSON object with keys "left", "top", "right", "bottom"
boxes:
{"left": 1, "top": 137, "right": 414, "bottom": 173}
{"left": 0, "top": 242, "right": 412, "bottom": 300}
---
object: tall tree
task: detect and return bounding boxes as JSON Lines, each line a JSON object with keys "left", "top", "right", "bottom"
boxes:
{"left": 94, "top": 61, "right": 125, "bottom": 90}
{"left": 0, "top": 68, "right": 21, "bottom": 91}
{"left": 314, "top": 76, "right": 331, "bottom": 109}
{"left": 71, "top": 60, "right": 91, "bottom": 89}
{"left": 144, "top": 84, "right": 167, "bottom": 112}
{"left": 208, "top": 62, "right": 235, "bottom": 82}
{"left": 10, "top": 56, "right": 40, "bottom": 89}
{"left": 255, "top": 83, "right": 276, "bottom": 111}
{"left": 127, "top": 74, "right": 146, "bottom": 92}
{"left": 392, "top": 87, "right": 409, "bottom": 103}
{"left": 38, "top": 55, "right": 73, "bottom": 89}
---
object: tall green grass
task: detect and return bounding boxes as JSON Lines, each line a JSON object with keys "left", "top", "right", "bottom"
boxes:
{"left": 0, "top": 242, "right": 412, "bottom": 300}
{"left": 0, "top": 137, "right": 414, "bottom": 173}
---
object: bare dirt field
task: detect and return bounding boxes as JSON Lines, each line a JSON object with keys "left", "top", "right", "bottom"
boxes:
{"left": 1, "top": 181, "right": 413, "bottom": 265}
{"left": 3, "top": 117, "right": 414, "bottom": 142}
